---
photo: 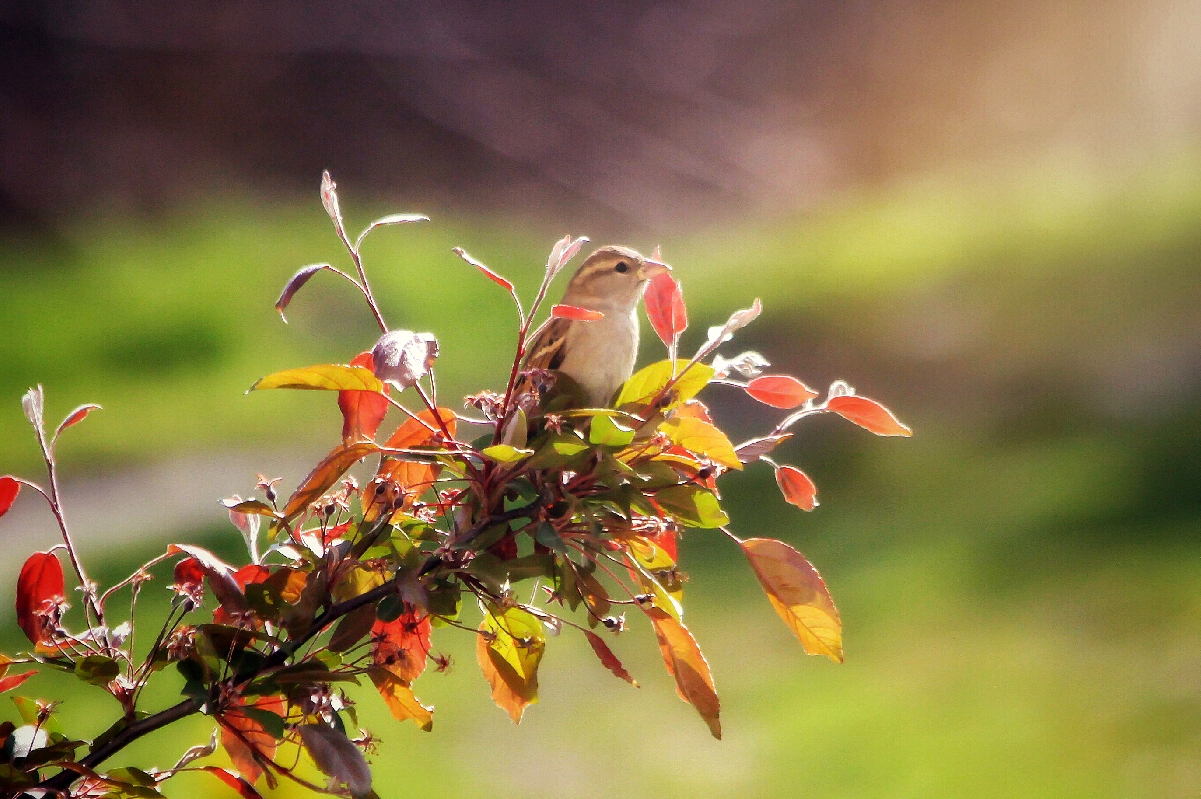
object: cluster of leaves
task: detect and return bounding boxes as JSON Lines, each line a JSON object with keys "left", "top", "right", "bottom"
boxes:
{"left": 0, "top": 172, "right": 909, "bottom": 799}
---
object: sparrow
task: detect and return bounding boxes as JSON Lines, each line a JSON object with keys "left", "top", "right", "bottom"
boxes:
{"left": 520, "top": 245, "right": 670, "bottom": 408}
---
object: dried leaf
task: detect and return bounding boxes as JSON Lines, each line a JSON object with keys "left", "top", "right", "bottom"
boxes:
{"left": 340, "top": 352, "right": 390, "bottom": 442}
{"left": 54, "top": 404, "right": 102, "bottom": 439}
{"left": 741, "top": 537, "right": 843, "bottom": 662}
{"left": 250, "top": 364, "right": 383, "bottom": 393}
{"left": 354, "top": 213, "right": 429, "bottom": 250}
{"left": 453, "top": 247, "right": 514, "bottom": 291}
{"left": 745, "top": 375, "right": 817, "bottom": 409}
{"left": 584, "top": 631, "right": 638, "bottom": 687}
{"left": 274, "top": 263, "right": 334, "bottom": 323}
{"left": 477, "top": 605, "right": 545, "bottom": 723}
{"left": 21, "top": 385, "right": 44, "bottom": 431}
{"left": 711, "top": 350, "right": 769, "bottom": 379}
{"left": 297, "top": 723, "right": 373, "bottom": 799}
{"left": 826, "top": 395, "right": 912, "bottom": 437}
{"left": 15, "top": 551, "right": 64, "bottom": 644}
{"left": 319, "top": 170, "right": 342, "bottom": 231}
{"left": 705, "top": 298, "right": 762, "bottom": 346}
{"left": 371, "top": 330, "right": 439, "bottom": 390}
{"left": 646, "top": 608, "right": 721, "bottom": 739}
{"left": 0, "top": 477, "right": 19, "bottom": 519}
{"left": 551, "top": 304, "right": 605, "bottom": 321}
{"left": 279, "top": 442, "right": 380, "bottom": 524}
{"left": 369, "top": 668, "right": 434, "bottom": 732}
{"left": 644, "top": 271, "right": 687, "bottom": 348}
{"left": 775, "top": 465, "right": 819, "bottom": 511}
{"left": 660, "top": 417, "right": 742, "bottom": 470}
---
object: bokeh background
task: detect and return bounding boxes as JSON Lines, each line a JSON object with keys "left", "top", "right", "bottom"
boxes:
{"left": 2, "top": 2, "right": 1201, "bottom": 797}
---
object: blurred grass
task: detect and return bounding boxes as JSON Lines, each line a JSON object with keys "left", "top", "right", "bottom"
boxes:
{"left": 2, "top": 153, "right": 1201, "bottom": 797}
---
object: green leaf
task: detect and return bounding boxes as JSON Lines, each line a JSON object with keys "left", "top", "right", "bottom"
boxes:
{"left": 481, "top": 444, "right": 534, "bottom": 464}
{"left": 426, "top": 580, "right": 462, "bottom": 621}
{"left": 525, "top": 434, "right": 590, "bottom": 470}
{"left": 655, "top": 485, "right": 730, "bottom": 528}
{"left": 478, "top": 605, "right": 546, "bottom": 723}
{"left": 534, "top": 522, "right": 569, "bottom": 554}
{"left": 589, "top": 415, "right": 636, "bottom": 447}
{"left": 616, "top": 360, "right": 715, "bottom": 408}
{"left": 75, "top": 655, "right": 120, "bottom": 686}
{"left": 250, "top": 364, "right": 383, "bottom": 393}
{"left": 376, "top": 594, "right": 406, "bottom": 623}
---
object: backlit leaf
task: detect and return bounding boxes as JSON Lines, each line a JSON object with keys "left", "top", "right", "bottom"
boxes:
{"left": 371, "top": 330, "right": 439, "bottom": 390}
{"left": 0, "top": 477, "right": 18, "bottom": 519}
{"left": 477, "top": 605, "right": 545, "bottom": 723}
{"left": 745, "top": 375, "right": 817, "bottom": 409}
{"left": 339, "top": 352, "right": 390, "bottom": 442}
{"left": 54, "top": 404, "right": 102, "bottom": 438}
{"left": 354, "top": 213, "right": 429, "bottom": 250}
{"left": 198, "top": 767, "right": 264, "bottom": 799}
{"left": 371, "top": 608, "right": 431, "bottom": 683}
{"left": 584, "top": 631, "right": 638, "bottom": 687}
{"left": 617, "top": 360, "right": 714, "bottom": 408}
{"left": 274, "top": 263, "right": 334, "bottom": 323}
{"left": 297, "top": 723, "right": 373, "bottom": 799}
{"left": 826, "top": 395, "right": 912, "bottom": 437}
{"left": 279, "top": 442, "right": 380, "bottom": 524}
{"left": 166, "top": 544, "right": 249, "bottom": 614}
{"left": 646, "top": 608, "right": 721, "bottom": 739}
{"left": 453, "top": 247, "right": 514, "bottom": 292}
{"left": 660, "top": 417, "right": 742, "bottom": 470}
{"left": 704, "top": 298, "right": 762, "bottom": 346}
{"left": 741, "top": 537, "right": 843, "bottom": 662}
{"left": 481, "top": 444, "right": 534, "bottom": 464}
{"left": 75, "top": 655, "right": 120, "bottom": 686}
{"left": 654, "top": 485, "right": 729, "bottom": 529}
{"left": 369, "top": 668, "right": 434, "bottom": 732}
{"left": 250, "top": 364, "right": 383, "bottom": 393}
{"left": 775, "top": 465, "right": 819, "bottom": 511}
{"left": 551, "top": 304, "right": 605, "bottom": 321}
{"left": 0, "top": 670, "right": 35, "bottom": 694}
{"left": 589, "top": 415, "right": 635, "bottom": 447}
{"left": 384, "top": 407, "right": 457, "bottom": 449}
{"left": 15, "top": 551, "right": 64, "bottom": 644}
{"left": 220, "top": 695, "right": 285, "bottom": 785}
{"left": 733, "top": 433, "right": 793, "bottom": 464}
{"left": 644, "top": 271, "right": 687, "bottom": 348}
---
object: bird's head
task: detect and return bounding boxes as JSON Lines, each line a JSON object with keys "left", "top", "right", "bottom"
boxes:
{"left": 561, "top": 245, "right": 671, "bottom": 311}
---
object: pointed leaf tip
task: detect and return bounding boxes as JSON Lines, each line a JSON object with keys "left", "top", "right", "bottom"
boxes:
{"left": 826, "top": 395, "right": 912, "bottom": 436}
{"left": 775, "top": 465, "right": 818, "bottom": 511}
{"left": 644, "top": 271, "right": 687, "bottom": 348}
{"left": 741, "top": 538, "right": 843, "bottom": 662}
{"left": 275, "top": 263, "right": 335, "bottom": 323}
{"left": 454, "top": 247, "right": 514, "bottom": 292}
{"left": 54, "top": 404, "right": 102, "bottom": 438}
{"left": 746, "top": 375, "right": 817, "bottom": 409}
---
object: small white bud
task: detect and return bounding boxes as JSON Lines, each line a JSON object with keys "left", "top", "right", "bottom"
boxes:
{"left": 371, "top": 330, "right": 439, "bottom": 390}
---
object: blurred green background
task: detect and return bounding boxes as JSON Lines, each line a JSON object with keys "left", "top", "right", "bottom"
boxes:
{"left": 2, "top": 3, "right": 1200, "bottom": 798}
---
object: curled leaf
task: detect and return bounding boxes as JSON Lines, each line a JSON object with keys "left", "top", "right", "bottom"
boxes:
{"left": 712, "top": 350, "right": 769, "bottom": 379}
{"left": 775, "top": 465, "right": 819, "bottom": 511}
{"left": 22, "top": 385, "right": 44, "bottom": 431}
{"left": 250, "top": 364, "right": 383, "bottom": 393}
{"left": 741, "top": 537, "right": 843, "bottom": 662}
{"left": 551, "top": 304, "right": 604, "bottom": 322}
{"left": 54, "top": 404, "right": 102, "bottom": 438}
{"left": 166, "top": 544, "right": 249, "bottom": 614}
{"left": 705, "top": 298, "right": 762, "bottom": 346}
{"left": 15, "top": 551, "right": 64, "bottom": 644}
{"left": 274, "top": 263, "right": 335, "bottom": 323}
{"left": 369, "top": 668, "right": 434, "bottom": 732}
{"left": 320, "top": 170, "right": 343, "bottom": 231}
{"left": 371, "top": 330, "right": 439, "bottom": 390}
{"left": 547, "top": 234, "right": 589, "bottom": 280}
{"left": 644, "top": 271, "right": 687, "bottom": 348}
{"left": 453, "top": 247, "right": 514, "bottom": 292}
{"left": 0, "top": 477, "right": 19, "bottom": 519}
{"left": 734, "top": 433, "right": 793, "bottom": 464}
{"left": 354, "top": 213, "right": 429, "bottom": 250}
{"left": 745, "top": 375, "right": 817, "bottom": 409}
{"left": 826, "top": 395, "right": 912, "bottom": 437}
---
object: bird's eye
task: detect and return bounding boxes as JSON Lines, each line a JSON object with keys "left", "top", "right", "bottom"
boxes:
{"left": 614, "top": 262, "right": 629, "bottom": 273}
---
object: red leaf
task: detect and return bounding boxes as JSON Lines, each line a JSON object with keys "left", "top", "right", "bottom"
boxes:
{"left": 644, "top": 271, "right": 687, "bottom": 347}
{"left": 171, "top": 557, "right": 207, "bottom": 604}
{"left": 233, "top": 565, "right": 272, "bottom": 590}
{"left": 199, "top": 767, "right": 264, "bottom": 799}
{"left": 54, "top": 404, "right": 102, "bottom": 438}
{"left": 0, "top": 477, "right": 18, "bottom": 519}
{"left": 220, "top": 695, "right": 285, "bottom": 785}
{"left": 584, "top": 631, "right": 638, "bottom": 686}
{"left": 826, "top": 395, "right": 912, "bottom": 437}
{"left": 16, "top": 551, "right": 64, "bottom": 644}
{"left": 339, "top": 352, "right": 390, "bottom": 443}
{"left": 166, "top": 544, "right": 249, "bottom": 614}
{"left": 372, "top": 609, "right": 431, "bottom": 683}
{"left": 775, "top": 465, "right": 818, "bottom": 511}
{"left": 0, "top": 670, "right": 36, "bottom": 694}
{"left": 551, "top": 304, "right": 604, "bottom": 321}
{"left": 453, "top": 247, "right": 514, "bottom": 291}
{"left": 745, "top": 375, "right": 817, "bottom": 409}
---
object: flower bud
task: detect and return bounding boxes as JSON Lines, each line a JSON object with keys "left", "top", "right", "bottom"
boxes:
{"left": 371, "top": 330, "right": 439, "bottom": 390}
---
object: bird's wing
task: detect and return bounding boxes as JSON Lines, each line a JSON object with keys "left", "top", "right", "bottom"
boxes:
{"left": 522, "top": 317, "right": 572, "bottom": 371}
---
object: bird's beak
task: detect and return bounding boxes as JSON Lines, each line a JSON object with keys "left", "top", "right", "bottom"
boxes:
{"left": 638, "top": 259, "right": 672, "bottom": 280}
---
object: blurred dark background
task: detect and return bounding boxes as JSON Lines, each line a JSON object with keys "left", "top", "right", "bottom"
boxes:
{"left": 1, "top": 2, "right": 1200, "bottom": 797}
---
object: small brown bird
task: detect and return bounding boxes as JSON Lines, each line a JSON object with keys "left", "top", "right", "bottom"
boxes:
{"left": 521, "top": 245, "right": 670, "bottom": 407}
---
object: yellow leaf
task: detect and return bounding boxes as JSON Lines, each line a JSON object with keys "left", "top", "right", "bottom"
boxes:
{"left": 660, "top": 417, "right": 742, "bottom": 470}
{"left": 477, "top": 606, "right": 545, "bottom": 723}
{"left": 741, "top": 537, "right": 843, "bottom": 663}
{"left": 369, "top": 667, "right": 434, "bottom": 731}
{"left": 647, "top": 608, "right": 721, "bottom": 739}
{"left": 616, "top": 360, "right": 715, "bottom": 408}
{"left": 251, "top": 364, "right": 383, "bottom": 392}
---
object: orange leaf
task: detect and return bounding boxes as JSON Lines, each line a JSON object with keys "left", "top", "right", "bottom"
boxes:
{"left": 220, "top": 695, "right": 285, "bottom": 785}
{"left": 672, "top": 400, "right": 712, "bottom": 424}
{"left": 826, "top": 395, "right": 912, "bottom": 437}
{"left": 0, "top": 477, "right": 18, "bottom": 519}
{"left": 0, "top": 670, "right": 36, "bottom": 694}
{"left": 54, "top": 404, "right": 102, "bottom": 438}
{"left": 584, "top": 631, "right": 638, "bottom": 687}
{"left": 775, "top": 465, "right": 818, "bottom": 511}
{"left": 741, "top": 537, "right": 843, "bottom": 662}
{"left": 551, "top": 304, "right": 604, "bottom": 321}
{"left": 384, "top": 407, "right": 457, "bottom": 449}
{"left": 746, "top": 375, "right": 817, "bottom": 409}
{"left": 647, "top": 608, "right": 721, "bottom": 739}
{"left": 371, "top": 609, "right": 431, "bottom": 683}
{"left": 369, "top": 667, "right": 434, "bottom": 731}
{"left": 644, "top": 271, "right": 687, "bottom": 347}
{"left": 15, "top": 551, "right": 64, "bottom": 644}
{"left": 477, "top": 606, "right": 544, "bottom": 724}
{"left": 199, "top": 766, "right": 264, "bottom": 799}
{"left": 454, "top": 246, "right": 514, "bottom": 292}
{"left": 279, "top": 442, "right": 380, "bottom": 523}
{"left": 339, "top": 352, "right": 390, "bottom": 443}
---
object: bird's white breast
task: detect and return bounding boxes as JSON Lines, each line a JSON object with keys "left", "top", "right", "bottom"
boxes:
{"left": 557, "top": 306, "right": 640, "bottom": 406}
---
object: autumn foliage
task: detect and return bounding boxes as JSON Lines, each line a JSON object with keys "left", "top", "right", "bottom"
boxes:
{"left": 0, "top": 172, "right": 909, "bottom": 799}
